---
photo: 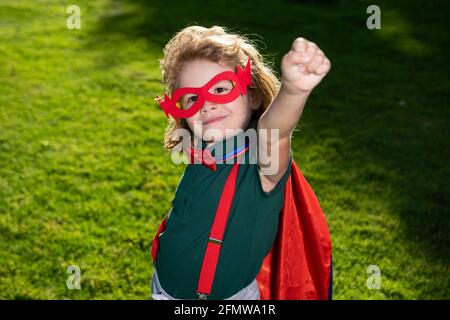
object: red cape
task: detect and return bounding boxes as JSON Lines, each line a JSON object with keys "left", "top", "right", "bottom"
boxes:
{"left": 256, "top": 159, "right": 332, "bottom": 300}
{"left": 151, "top": 159, "right": 332, "bottom": 300}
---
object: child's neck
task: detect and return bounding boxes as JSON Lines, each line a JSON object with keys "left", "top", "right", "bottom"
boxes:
{"left": 201, "top": 119, "right": 258, "bottom": 150}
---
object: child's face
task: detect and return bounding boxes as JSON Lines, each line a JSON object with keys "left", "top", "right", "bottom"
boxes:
{"left": 177, "top": 59, "right": 258, "bottom": 144}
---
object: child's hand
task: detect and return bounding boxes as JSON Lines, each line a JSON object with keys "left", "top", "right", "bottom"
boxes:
{"left": 280, "top": 37, "right": 331, "bottom": 95}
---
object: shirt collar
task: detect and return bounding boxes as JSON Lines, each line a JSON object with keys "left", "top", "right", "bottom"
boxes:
{"left": 199, "top": 129, "right": 255, "bottom": 163}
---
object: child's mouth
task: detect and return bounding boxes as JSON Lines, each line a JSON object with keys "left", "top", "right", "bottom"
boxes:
{"left": 203, "top": 115, "right": 228, "bottom": 126}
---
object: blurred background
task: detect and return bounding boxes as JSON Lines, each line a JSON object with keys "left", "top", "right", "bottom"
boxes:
{"left": 0, "top": 0, "right": 449, "bottom": 299}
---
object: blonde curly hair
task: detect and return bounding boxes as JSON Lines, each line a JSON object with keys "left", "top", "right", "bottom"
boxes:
{"left": 158, "top": 25, "right": 280, "bottom": 151}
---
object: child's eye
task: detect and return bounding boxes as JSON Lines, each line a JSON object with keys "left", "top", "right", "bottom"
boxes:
{"left": 214, "top": 87, "right": 228, "bottom": 94}
{"left": 187, "top": 95, "right": 197, "bottom": 103}
{"left": 178, "top": 94, "right": 198, "bottom": 109}
{"left": 209, "top": 80, "right": 234, "bottom": 95}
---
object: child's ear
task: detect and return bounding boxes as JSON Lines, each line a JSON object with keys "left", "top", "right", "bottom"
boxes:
{"left": 249, "top": 89, "right": 262, "bottom": 110}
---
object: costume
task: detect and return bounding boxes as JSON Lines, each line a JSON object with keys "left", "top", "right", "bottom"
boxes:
{"left": 153, "top": 57, "right": 332, "bottom": 299}
{"left": 255, "top": 159, "right": 332, "bottom": 300}
{"left": 151, "top": 149, "right": 332, "bottom": 300}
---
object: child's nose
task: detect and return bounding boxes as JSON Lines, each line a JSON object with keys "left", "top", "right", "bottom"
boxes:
{"left": 200, "top": 101, "right": 217, "bottom": 114}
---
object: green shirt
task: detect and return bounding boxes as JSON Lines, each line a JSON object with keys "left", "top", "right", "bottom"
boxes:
{"left": 155, "top": 129, "right": 293, "bottom": 299}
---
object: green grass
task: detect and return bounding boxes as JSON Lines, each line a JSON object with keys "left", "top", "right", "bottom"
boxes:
{"left": 0, "top": 0, "right": 449, "bottom": 299}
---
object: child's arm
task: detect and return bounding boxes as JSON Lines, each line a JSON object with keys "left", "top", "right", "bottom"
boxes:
{"left": 257, "top": 37, "right": 331, "bottom": 187}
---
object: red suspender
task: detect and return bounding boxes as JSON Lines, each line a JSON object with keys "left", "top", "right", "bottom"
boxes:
{"left": 196, "top": 158, "right": 241, "bottom": 299}
{"left": 151, "top": 211, "right": 168, "bottom": 262}
{"left": 151, "top": 152, "right": 246, "bottom": 299}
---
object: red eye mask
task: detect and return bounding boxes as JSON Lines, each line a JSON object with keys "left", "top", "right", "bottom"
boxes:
{"left": 155, "top": 57, "right": 253, "bottom": 119}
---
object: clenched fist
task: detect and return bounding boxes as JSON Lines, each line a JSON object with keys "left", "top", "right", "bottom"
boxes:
{"left": 281, "top": 37, "right": 331, "bottom": 95}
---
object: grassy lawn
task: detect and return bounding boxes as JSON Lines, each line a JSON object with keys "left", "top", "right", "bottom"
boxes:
{"left": 0, "top": 0, "right": 448, "bottom": 299}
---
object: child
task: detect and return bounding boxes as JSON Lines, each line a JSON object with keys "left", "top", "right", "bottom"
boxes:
{"left": 151, "top": 25, "right": 332, "bottom": 300}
